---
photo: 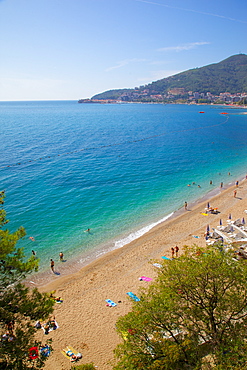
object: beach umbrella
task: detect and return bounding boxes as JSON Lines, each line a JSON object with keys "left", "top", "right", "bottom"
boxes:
{"left": 207, "top": 224, "right": 210, "bottom": 232}
{"left": 207, "top": 202, "right": 210, "bottom": 208}
{"left": 242, "top": 217, "right": 245, "bottom": 225}
{"left": 228, "top": 214, "right": 232, "bottom": 219}
{"left": 230, "top": 225, "right": 234, "bottom": 233}
{"left": 219, "top": 219, "right": 222, "bottom": 226}
{"left": 205, "top": 235, "right": 208, "bottom": 240}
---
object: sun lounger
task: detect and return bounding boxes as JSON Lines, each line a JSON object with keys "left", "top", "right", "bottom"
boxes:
{"left": 211, "top": 231, "right": 221, "bottom": 239}
{"left": 211, "top": 228, "right": 232, "bottom": 243}
{"left": 231, "top": 225, "right": 247, "bottom": 239}
{"left": 233, "top": 219, "right": 243, "bottom": 227}
{"left": 234, "top": 232, "right": 246, "bottom": 241}
{"left": 223, "top": 225, "right": 233, "bottom": 233}
{"left": 206, "top": 240, "right": 217, "bottom": 246}
{"left": 217, "top": 225, "right": 225, "bottom": 230}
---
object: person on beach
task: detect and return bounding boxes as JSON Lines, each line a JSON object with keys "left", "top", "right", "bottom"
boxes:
{"left": 175, "top": 246, "right": 179, "bottom": 257}
{"left": 59, "top": 252, "right": 64, "bottom": 261}
{"left": 220, "top": 182, "right": 223, "bottom": 188}
{"left": 62, "top": 347, "right": 82, "bottom": 362}
{"left": 50, "top": 259, "right": 55, "bottom": 273}
{"left": 32, "top": 250, "right": 36, "bottom": 257}
{"left": 234, "top": 190, "right": 237, "bottom": 198}
{"left": 235, "top": 181, "right": 239, "bottom": 187}
{"left": 171, "top": 247, "right": 175, "bottom": 258}
{"left": 184, "top": 201, "right": 188, "bottom": 210}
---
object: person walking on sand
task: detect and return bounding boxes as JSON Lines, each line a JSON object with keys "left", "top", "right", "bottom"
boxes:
{"left": 175, "top": 245, "right": 179, "bottom": 257}
{"left": 171, "top": 247, "right": 175, "bottom": 259}
{"left": 184, "top": 201, "right": 187, "bottom": 210}
{"left": 59, "top": 252, "right": 64, "bottom": 261}
{"left": 234, "top": 190, "right": 237, "bottom": 198}
{"left": 50, "top": 259, "right": 55, "bottom": 273}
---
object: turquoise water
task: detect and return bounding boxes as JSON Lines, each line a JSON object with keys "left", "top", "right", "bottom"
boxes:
{"left": 1, "top": 101, "right": 247, "bottom": 284}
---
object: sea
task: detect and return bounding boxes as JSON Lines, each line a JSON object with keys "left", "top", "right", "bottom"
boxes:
{"left": 1, "top": 100, "right": 247, "bottom": 285}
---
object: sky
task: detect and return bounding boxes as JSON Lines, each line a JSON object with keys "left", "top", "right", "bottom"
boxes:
{"left": 0, "top": 0, "right": 247, "bottom": 101}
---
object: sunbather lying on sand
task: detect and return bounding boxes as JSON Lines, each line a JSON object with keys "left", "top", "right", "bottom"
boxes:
{"left": 63, "top": 347, "right": 82, "bottom": 362}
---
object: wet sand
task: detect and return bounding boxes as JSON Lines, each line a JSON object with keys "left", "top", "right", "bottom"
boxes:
{"left": 36, "top": 178, "right": 247, "bottom": 369}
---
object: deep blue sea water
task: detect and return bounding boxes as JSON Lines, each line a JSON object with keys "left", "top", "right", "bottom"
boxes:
{"left": 1, "top": 101, "right": 247, "bottom": 284}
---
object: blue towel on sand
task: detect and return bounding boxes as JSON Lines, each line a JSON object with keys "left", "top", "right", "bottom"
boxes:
{"left": 162, "top": 256, "right": 171, "bottom": 260}
{"left": 105, "top": 299, "right": 117, "bottom": 307}
{"left": 127, "top": 292, "right": 140, "bottom": 301}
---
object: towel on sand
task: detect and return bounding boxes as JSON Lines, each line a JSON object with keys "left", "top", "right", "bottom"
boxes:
{"left": 105, "top": 299, "right": 117, "bottom": 307}
{"left": 139, "top": 276, "right": 152, "bottom": 281}
{"left": 127, "top": 292, "right": 140, "bottom": 301}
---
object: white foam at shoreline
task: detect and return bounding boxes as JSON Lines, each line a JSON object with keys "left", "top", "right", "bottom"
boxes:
{"left": 114, "top": 212, "right": 174, "bottom": 249}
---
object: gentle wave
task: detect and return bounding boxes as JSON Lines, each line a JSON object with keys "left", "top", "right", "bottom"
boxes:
{"left": 114, "top": 212, "right": 174, "bottom": 249}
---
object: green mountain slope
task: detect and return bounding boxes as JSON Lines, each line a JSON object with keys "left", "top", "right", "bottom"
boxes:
{"left": 92, "top": 54, "right": 247, "bottom": 100}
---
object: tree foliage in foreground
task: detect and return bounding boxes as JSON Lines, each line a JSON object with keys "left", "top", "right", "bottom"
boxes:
{"left": 114, "top": 245, "right": 247, "bottom": 369}
{"left": 0, "top": 193, "right": 54, "bottom": 369}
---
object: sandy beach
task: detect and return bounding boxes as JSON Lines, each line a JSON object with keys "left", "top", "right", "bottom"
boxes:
{"left": 36, "top": 178, "right": 247, "bottom": 369}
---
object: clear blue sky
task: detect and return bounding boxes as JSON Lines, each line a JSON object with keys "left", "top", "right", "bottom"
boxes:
{"left": 0, "top": 0, "right": 246, "bottom": 101}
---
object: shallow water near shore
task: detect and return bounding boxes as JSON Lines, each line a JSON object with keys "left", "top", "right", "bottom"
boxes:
{"left": 1, "top": 101, "right": 247, "bottom": 285}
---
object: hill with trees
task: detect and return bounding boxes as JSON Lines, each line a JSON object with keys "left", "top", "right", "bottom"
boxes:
{"left": 88, "top": 54, "right": 247, "bottom": 103}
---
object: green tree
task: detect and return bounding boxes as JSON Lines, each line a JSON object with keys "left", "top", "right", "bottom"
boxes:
{"left": 0, "top": 192, "right": 54, "bottom": 369}
{"left": 114, "top": 245, "right": 247, "bottom": 369}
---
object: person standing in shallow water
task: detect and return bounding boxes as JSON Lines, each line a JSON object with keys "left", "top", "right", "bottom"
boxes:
{"left": 50, "top": 259, "right": 55, "bottom": 273}
{"left": 184, "top": 201, "right": 187, "bottom": 210}
{"left": 59, "top": 252, "right": 64, "bottom": 261}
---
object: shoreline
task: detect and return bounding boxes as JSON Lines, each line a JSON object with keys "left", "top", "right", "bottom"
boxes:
{"left": 35, "top": 176, "right": 247, "bottom": 370}
{"left": 27, "top": 172, "right": 239, "bottom": 289}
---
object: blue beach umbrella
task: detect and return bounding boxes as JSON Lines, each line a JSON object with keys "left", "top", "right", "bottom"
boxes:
{"left": 207, "top": 224, "right": 210, "bottom": 232}
{"left": 242, "top": 217, "right": 245, "bottom": 225}
{"left": 228, "top": 214, "right": 232, "bottom": 220}
{"left": 207, "top": 202, "right": 210, "bottom": 208}
{"left": 219, "top": 219, "right": 222, "bottom": 226}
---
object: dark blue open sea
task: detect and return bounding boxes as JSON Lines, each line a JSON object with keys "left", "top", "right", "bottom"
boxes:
{"left": 1, "top": 101, "right": 247, "bottom": 284}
